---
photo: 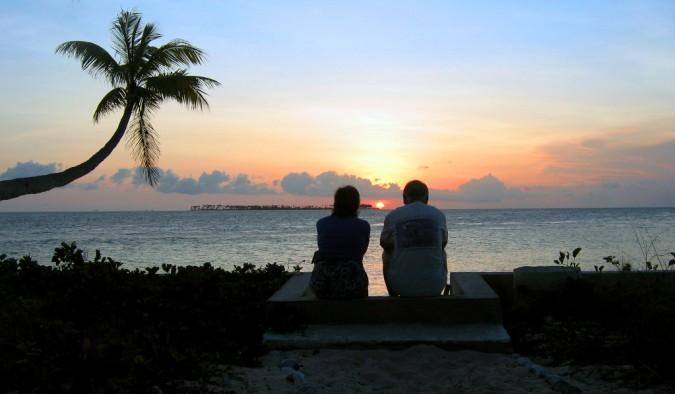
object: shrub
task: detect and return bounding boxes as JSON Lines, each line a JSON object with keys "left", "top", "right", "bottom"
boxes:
{"left": 0, "top": 242, "right": 291, "bottom": 393}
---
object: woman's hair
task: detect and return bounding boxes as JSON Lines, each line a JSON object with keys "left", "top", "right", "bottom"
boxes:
{"left": 332, "top": 185, "right": 360, "bottom": 218}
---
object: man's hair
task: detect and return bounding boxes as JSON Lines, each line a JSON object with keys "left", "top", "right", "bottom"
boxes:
{"left": 332, "top": 185, "right": 360, "bottom": 218}
{"left": 403, "top": 180, "right": 429, "bottom": 204}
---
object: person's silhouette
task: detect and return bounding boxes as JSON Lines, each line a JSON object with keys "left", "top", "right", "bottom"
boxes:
{"left": 380, "top": 180, "right": 447, "bottom": 296}
{"left": 310, "top": 185, "right": 370, "bottom": 299}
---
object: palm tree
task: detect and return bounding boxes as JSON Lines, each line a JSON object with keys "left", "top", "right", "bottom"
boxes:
{"left": 0, "top": 10, "right": 219, "bottom": 201}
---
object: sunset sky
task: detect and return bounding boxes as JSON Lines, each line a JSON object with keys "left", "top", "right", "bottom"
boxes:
{"left": 1, "top": 0, "right": 675, "bottom": 210}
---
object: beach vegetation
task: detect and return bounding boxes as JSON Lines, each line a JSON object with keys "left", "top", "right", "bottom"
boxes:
{"left": 0, "top": 9, "right": 219, "bottom": 201}
{"left": 506, "top": 272, "right": 675, "bottom": 388}
{"left": 0, "top": 242, "right": 290, "bottom": 393}
{"left": 553, "top": 247, "right": 581, "bottom": 269}
{"left": 634, "top": 228, "right": 675, "bottom": 271}
{"left": 592, "top": 229, "right": 675, "bottom": 272}
{"left": 602, "top": 255, "right": 632, "bottom": 272}
{"left": 508, "top": 247, "right": 675, "bottom": 389}
{"left": 556, "top": 233, "right": 675, "bottom": 272}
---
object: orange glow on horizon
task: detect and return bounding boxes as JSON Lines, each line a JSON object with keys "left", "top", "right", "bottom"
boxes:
{"left": 375, "top": 201, "right": 385, "bottom": 209}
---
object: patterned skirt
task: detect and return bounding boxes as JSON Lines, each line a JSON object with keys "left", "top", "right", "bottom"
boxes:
{"left": 310, "top": 259, "right": 369, "bottom": 299}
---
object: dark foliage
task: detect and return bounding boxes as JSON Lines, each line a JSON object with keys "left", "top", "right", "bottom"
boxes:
{"left": 505, "top": 274, "right": 675, "bottom": 388}
{"left": 0, "top": 242, "right": 290, "bottom": 393}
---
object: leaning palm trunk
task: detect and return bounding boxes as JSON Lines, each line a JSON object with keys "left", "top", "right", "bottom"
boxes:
{"left": 0, "top": 102, "right": 134, "bottom": 201}
{"left": 0, "top": 10, "right": 218, "bottom": 202}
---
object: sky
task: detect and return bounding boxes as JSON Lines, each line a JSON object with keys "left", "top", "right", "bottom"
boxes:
{"left": 1, "top": 0, "right": 675, "bottom": 210}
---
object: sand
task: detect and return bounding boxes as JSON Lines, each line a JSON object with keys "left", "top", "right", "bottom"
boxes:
{"left": 224, "top": 345, "right": 556, "bottom": 393}
{"left": 213, "top": 345, "right": 671, "bottom": 393}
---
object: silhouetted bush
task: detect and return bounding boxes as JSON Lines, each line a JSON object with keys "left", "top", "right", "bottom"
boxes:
{"left": 505, "top": 272, "right": 675, "bottom": 388}
{"left": 0, "top": 242, "right": 290, "bottom": 393}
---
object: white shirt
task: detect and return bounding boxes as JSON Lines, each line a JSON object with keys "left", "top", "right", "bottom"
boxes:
{"left": 380, "top": 201, "right": 448, "bottom": 296}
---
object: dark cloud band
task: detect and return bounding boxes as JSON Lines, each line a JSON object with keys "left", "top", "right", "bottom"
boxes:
{"left": 2, "top": 161, "right": 675, "bottom": 207}
{"left": 112, "top": 167, "right": 276, "bottom": 195}
{"left": 0, "top": 161, "right": 61, "bottom": 180}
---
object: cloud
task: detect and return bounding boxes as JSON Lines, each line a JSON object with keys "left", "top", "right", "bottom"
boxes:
{"left": 71, "top": 175, "right": 106, "bottom": 191}
{"left": 155, "top": 169, "right": 207, "bottom": 194}
{"left": 279, "top": 171, "right": 526, "bottom": 204}
{"left": 280, "top": 171, "right": 401, "bottom": 198}
{"left": 197, "top": 171, "right": 232, "bottom": 193}
{"left": 222, "top": 174, "right": 276, "bottom": 195}
{"left": 279, "top": 172, "right": 313, "bottom": 194}
{"left": 434, "top": 174, "right": 523, "bottom": 203}
{"left": 0, "top": 161, "right": 60, "bottom": 180}
{"left": 0, "top": 160, "right": 103, "bottom": 191}
{"left": 115, "top": 167, "right": 275, "bottom": 195}
{"left": 276, "top": 170, "right": 675, "bottom": 207}
{"left": 516, "top": 178, "right": 675, "bottom": 208}
{"left": 111, "top": 168, "right": 132, "bottom": 184}
{"left": 155, "top": 169, "right": 275, "bottom": 195}
{"left": 8, "top": 160, "right": 674, "bottom": 207}
{"left": 540, "top": 130, "right": 675, "bottom": 184}
{"left": 131, "top": 167, "right": 150, "bottom": 186}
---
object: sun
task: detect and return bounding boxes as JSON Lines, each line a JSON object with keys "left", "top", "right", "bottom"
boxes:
{"left": 375, "top": 201, "right": 385, "bottom": 209}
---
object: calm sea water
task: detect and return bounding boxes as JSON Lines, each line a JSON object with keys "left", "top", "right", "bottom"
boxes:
{"left": 1, "top": 208, "right": 674, "bottom": 295}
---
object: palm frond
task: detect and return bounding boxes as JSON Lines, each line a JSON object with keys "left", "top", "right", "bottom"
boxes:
{"left": 111, "top": 10, "right": 142, "bottom": 63}
{"left": 136, "top": 23, "right": 161, "bottom": 62}
{"left": 132, "top": 87, "right": 161, "bottom": 112}
{"left": 138, "top": 40, "right": 206, "bottom": 78}
{"left": 138, "top": 22, "right": 161, "bottom": 49}
{"left": 55, "top": 9, "right": 219, "bottom": 188}
{"left": 144, "top": 70, "right": 220, "bottom": 110}
{"left": 128, "top": 22, "right": 161, "bottom": 80}
{"left": 129, "top": 13, "right": 142, "bottom": 56}
{"left": 126, "top": 98, "right": 161, "bottom": 186}
{"left": 55, "top": 41, "right": 121, "bottom": 82}
{"left": 93, "top": 88, "right": 127, "bottom": 122}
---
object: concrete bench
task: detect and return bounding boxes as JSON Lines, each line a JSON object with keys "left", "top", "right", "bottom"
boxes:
{"left": 267, "top": 272, "right": 503, "bottom": 325}
{"left": 265, "top": 272, "right": 511, "bottom": 351}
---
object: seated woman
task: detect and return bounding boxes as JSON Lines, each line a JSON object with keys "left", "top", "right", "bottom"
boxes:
{"left": 310, "top": 185, "right": 370, "bottom": 299}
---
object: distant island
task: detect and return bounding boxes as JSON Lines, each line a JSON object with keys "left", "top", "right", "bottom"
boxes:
{"left": 190, "top": 204, "right": 373, "bottom": 211}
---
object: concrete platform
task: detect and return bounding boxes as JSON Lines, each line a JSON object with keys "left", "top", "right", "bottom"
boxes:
{"left": 264, "top": 323, "right": 512, "bottom": 352}
{"left": 264, "top": 272, "right": 512, "bottom": 351}
{"left": 266, "top": 272, "right": 503, "bottom": 325}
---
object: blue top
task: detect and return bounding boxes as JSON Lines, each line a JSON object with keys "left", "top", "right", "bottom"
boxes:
{"left": 316, "top": 215, "right": 370, "bottom": 263}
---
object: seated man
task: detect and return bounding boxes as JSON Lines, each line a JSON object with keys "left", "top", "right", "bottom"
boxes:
{"left": 380, "top": 180, "right": 448, "bottom": 296}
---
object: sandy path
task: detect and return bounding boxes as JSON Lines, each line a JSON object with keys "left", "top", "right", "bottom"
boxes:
{"left": 225, "top": 345, "right": 558, "bottom": 393}
{"left": 219, "top": 345, "right": 671, "bottom": 393}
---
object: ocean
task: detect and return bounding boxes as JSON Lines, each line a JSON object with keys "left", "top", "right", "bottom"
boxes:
{"left": 1, "top": 208, "right": 674, "bottom": 295}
